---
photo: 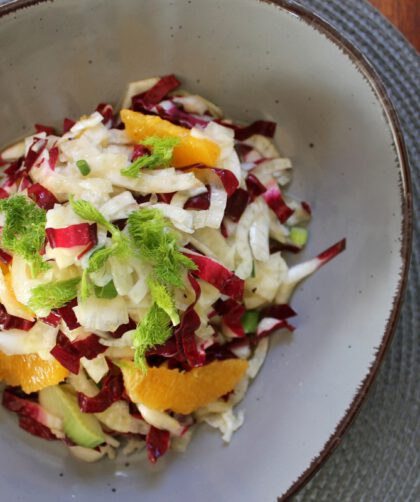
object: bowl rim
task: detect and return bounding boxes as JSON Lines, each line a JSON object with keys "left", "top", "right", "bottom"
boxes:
{"left": 0, "top": 0, "right": 413, "bottom": 500}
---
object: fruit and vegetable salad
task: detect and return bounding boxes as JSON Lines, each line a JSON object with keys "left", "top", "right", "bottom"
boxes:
{"left": 0, "top": 75, "right": 345, "bottom": 463}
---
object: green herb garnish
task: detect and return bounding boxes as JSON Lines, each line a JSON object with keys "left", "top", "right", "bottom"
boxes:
{"left": 128, "top": 207, "right": 197, "bottom": 370}
{"left": 69, "top": 197, "right": 131, "bottom": 301}
{"left": 132, "top": 303, "right": 172, "bottom": 371}
{"left": 128, "top": 207, "right": 196, "bottom": 288}
{"left": 121, "top": 136, "right": 180, "bottom": 178}
{"left": 0, "top": 195, "right": 49, "bottom": 276}
{"left": 148, "top": 277, "right": 180, "bottom": 326}
{"left": 29, "top": 277, "right": 80, "bottom": 314}
{"left": 76, "top": 159, "right": 91, "bottom": 176}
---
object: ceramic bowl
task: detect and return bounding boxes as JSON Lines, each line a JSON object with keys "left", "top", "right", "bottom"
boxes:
{"left": 0, "top": 0, "right": 411, "bottom": 500}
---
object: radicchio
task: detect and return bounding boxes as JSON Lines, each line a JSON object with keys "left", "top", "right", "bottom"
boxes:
{"left": 0, "top": 304, "right": 35, "bottom": 331}
{"left": 183, "top": 164, "right": 239, "bottom": 196}
{"left": 2, "top": 158, "right": 25, "bottom": 187}
{"left": 48, "top": 147, "right": 59, "bottom": 170}
{"left": 35, "top": 124, "right": 56, "bottom": 136}
{"left": 2, "top": 387, "right": 58, "bottom": 441}
{"left": 220, "top": 119, "right": 277, "bottom": 141}
{"left": 263, "top": 181, "right": 294, "bottom": 223}
{"left": 63, "top": 118, "right": 75, "bottom": 133}
{"left": 245, "top": 173, "right": 266, "bottom": 199}
{"left": 0, "top": 249, "right": 12, "bottom": 264}
{"left": 131, "top": 74, "right": 181, "bottom": 111}
{"left": 77, "top": 367, "right": 124, "bottom": 413}
{"left": 27, "top": 183, "right": 58, "bottom": 210}
{"left": 184, "top": 253, "right": 244, "bottom": 302}
{"left": 174, "top": 307, "right": 205, "bottom": 368}
{"left": 24, "top": 137, "right": 47, "bottom": 169}
{"left": 131, "top": 144, "right": 150, "bottom": 162}
{"left": 259, "top": 304, "right": 297, "bottom": 320}
{"left": 146, "top": 426, "right": 171, "bottom": 463}
{"left": 184, "top": 189, "right": 211, "bottom": 210}
{"left": 110, "top": 318, "right": 137, "bottom": 339}
{"left": 50, "top": 332, "right": 106, "bottom": 374}
{"left": 96, "top": 103, "right": 114, "bottom": 125}
{"left": 155, "top": 102, "right": 209, "bottom": 129}
{"left": 56, "top": 299, "right": 80, "bottom": 330}
{"left": 212, "top": 298, "right": 246, "bottom": 338}
{"left": 225, "top": 188, "right": 250, "bottom": 222}
{"left": 46, "top": 223, "right": 97, "bottom": 249}
{"left": 40, "top": 311, "right": 61, "bottom": 328}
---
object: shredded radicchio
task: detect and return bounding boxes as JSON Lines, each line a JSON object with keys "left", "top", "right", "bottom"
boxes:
{"left": 184, "top": 164, "right": 239, "bottom": 196}
{"left": 0, "top": 249, "right": 12, "bottom": 264}
{"left": 55, "top": 299, "right": 80, "bottom": 330}
{"left": 213, "top": 298, "right": 246, "bottom": 338}
{"left": 146, "top": 426, "right": 171, "bottom": 463}
{"left": 2, "top": 387, "right": 58, "bottom": 441}
{"left": 46, "top": 223, "right": 97, "bottom": 249}
{"left": 50, "top": 332, "right": 106, "bottom": 374}
{"left": 131, "top": 74, "right": 181, "bottom": 111}
{"left": 225, "top": 188, "right": 250, "bottom": 222}
{"left": 0, "top": 304, "right": 35, "bottom": 331}
{"left": 184, "top": 253, "right": 244, "bottom": 302}
{"left": 184, "top": 188, "right": 211, "bottom": 210}
{"left": 263, "top": 181, "right": 294, "bottom": 223}
{"left": 24, "top": 138, "right": 48, "bottom": 169}
{"left": 34, "top": 124, "right": 56, "bottom": 136}
{"left": 27, "top": 183, "right": 58, "bottom": 210}
{"left": 78, "top": 367, "right": 124, "bottom": 413}
{"left": 63, "top": 118, "right": 75, "bottom": 133}
{"left": 220, "top": 119, "right": 277, "bottom": 141}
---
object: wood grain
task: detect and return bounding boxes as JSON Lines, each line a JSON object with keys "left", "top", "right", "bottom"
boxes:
{"left": 369, "top": 0, "right": 420, "bottom": 52}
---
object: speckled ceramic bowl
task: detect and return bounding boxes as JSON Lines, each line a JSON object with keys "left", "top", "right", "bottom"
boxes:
{"left": 0, "top": 0, "right": 412, "bottom": 500}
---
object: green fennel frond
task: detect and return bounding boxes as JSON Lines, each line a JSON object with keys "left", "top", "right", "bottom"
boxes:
{"left": 128, "top": 208, "right": 196, "bottom": 288}
{"left": 121, "top": 136, "right": 180, "bottom": 178}
{"left": 29, "top": 277, "right": 80, "bottom": 313}
{"left": 0, "top": 195, "right": 49, "bottom": 277}
{"left": 132, "top": 303, "right": 172, "bottom": 372}
{"left": 148, "top": 277, "right": 180, "bottom": 326}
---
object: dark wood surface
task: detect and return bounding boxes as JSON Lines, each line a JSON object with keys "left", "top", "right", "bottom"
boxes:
{"left": 369, "top": 0, "right": 420, "bottom": 52}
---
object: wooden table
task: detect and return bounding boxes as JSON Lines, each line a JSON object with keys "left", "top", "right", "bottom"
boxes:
{"left": 369, "top": 0, "right": 420, "bottom": 52}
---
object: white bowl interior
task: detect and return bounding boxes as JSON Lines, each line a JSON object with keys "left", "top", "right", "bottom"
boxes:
{"left": 0, "top": 0, "right": 406, "bottom": 500}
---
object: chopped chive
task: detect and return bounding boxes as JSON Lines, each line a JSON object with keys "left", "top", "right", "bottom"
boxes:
{"left": 76, "top": 159, "right": 91, "bottom": 176}
{"left": 290, "top": 227, "right": 308, "bottom": 247}
{"left": 241, "top": 311, "right": 259, "bottom": 334}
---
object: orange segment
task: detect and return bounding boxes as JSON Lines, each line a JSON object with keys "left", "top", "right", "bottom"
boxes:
{"left": 121, "top": 109, "right": 220, "bottom": 167}
{"left": 0, "top": 352, "right": 68, "bottom": 394}
{"left": 120, "top": 359, "right": 248, "bottom": 414}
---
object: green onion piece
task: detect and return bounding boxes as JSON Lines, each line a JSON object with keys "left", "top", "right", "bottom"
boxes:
{"left": 290, "top": 227, "right": 308, "bottom": 247}
{"left": 94, "top": 280, "right": 118, "bottom": 299}
{"left": 76, "top": 160, "right": 91, "bottom": 176}
{"left": 241, "top": 311, "right": 259, "bottom": 334}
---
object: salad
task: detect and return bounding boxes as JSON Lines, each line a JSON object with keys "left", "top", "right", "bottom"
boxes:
{"left": 0, "top": 75, "right": 345, "bottom": 463}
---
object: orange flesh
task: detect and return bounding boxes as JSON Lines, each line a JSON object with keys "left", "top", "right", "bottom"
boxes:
{"left": 0, "top": 352, "right": 68, "bottom": 394}
{"left": 120, "top": 358, "right": 248, "bottom": 414}
{"left": 120, "top": 109, "right": 220, "bottom": 167}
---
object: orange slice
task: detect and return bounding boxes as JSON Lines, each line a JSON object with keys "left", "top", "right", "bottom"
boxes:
{"left": 121, "top": 109, "right": 220, "bottom": 167}
{"left": 0, "top": 352, "right": 68, "bottom": 394}
{"left": 120, "top": 359, "right": 248, "bottom": 414}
